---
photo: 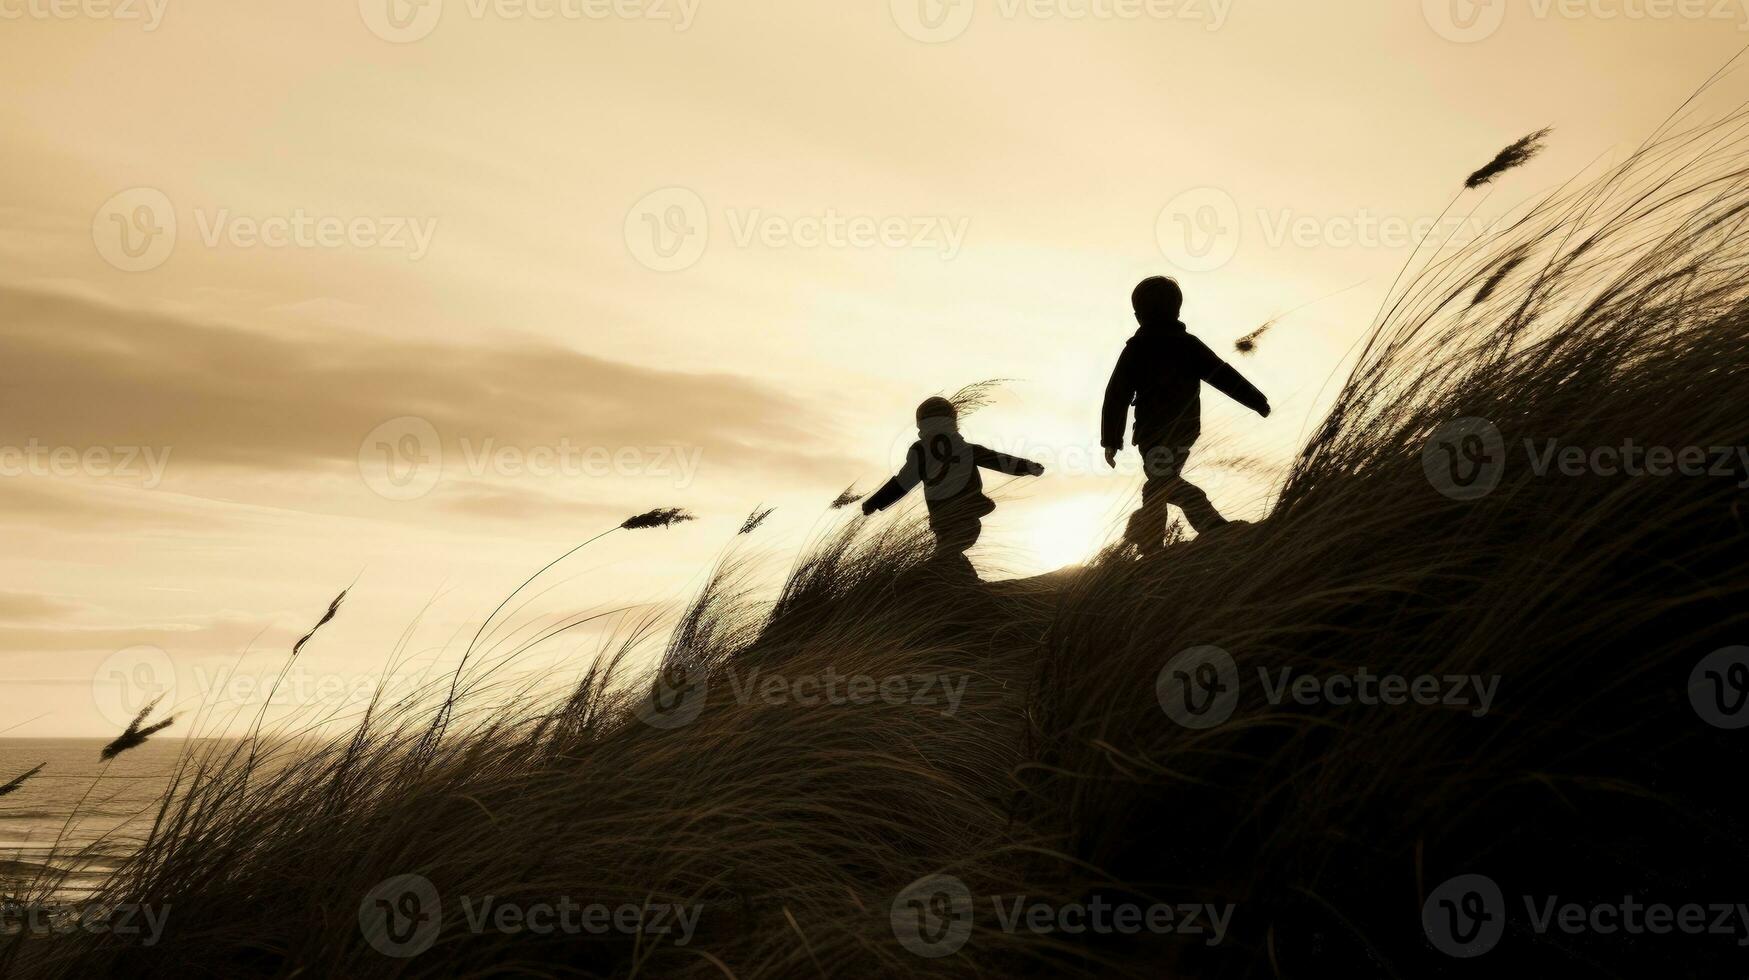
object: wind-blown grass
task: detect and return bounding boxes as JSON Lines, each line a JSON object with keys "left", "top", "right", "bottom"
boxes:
{"left": 99, "top": 700, "right": 174, "bottom": 762}
{"left": 0, "top": 765, "right": 45, "bottom": 800}
{"left": 1464, "top": 127, "right": 1552, "bottom": 189}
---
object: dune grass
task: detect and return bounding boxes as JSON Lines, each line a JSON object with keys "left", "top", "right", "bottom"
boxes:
{"left": 8, "top": 108, "right": 1749, "bottom": 976}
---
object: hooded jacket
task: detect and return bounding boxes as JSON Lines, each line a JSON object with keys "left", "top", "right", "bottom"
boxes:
{"left": 864, "top": 423, "right": 1040, "bottom": 523}
{"left": 1100, "top": 320, "right": 1269, "bottom": 450}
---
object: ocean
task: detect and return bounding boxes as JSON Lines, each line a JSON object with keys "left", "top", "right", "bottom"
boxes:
{"left": 0, "top": 738, "right": 193, "bottom": 899}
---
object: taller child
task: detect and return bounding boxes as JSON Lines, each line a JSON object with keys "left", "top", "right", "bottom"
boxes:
{"left": 1101, "top": 276, "right": 1271, "bottom": 554}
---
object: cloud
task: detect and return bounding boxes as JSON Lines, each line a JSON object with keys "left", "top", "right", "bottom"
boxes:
{"left": 0, "top": 286, "right": 857, "bottom": 488}
{"left": 0, "top": 590, "right": 86, "bottom": 623}
{"left": 0, "top": 479, "right": 220, "bottom": 531}
{"left": 431, "top": 480, "right": 627, "bottom": 523}
{"left": 0, "top": 612, "right": 285, "bottom": 655}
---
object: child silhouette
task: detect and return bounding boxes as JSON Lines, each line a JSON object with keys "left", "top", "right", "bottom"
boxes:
{"left": 863, "top": 396, "right": 1045, "bottom": 557}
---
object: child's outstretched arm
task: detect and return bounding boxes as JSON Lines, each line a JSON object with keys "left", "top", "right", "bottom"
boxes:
{"left": 1191, "top": 337, "right": 1271, "bottom": 417}
{"left": 973, "top": 445, "right": 1046, "bottom": 477}
{"left": 1207, "top": 360, "right": 1271, "bottom": 417}
{"left": 861, "top": 445, "right": 923, "bottom": 515}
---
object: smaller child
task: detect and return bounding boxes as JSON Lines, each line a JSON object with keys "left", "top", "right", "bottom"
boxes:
{"left": 862, "top": 396, "right": 1045, "bottom": 556}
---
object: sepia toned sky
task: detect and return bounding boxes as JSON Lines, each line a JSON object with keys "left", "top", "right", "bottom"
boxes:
{"left": 2, "top": 1, "right": 1745, "bottom": 735}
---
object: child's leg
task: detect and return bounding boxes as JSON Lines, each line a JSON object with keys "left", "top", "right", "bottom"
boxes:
{"left": 931, "top": 515, "right": 982, "bottom": 555}
{"left": 1129, "top": 444, "right": 1227, "bottom": 546}
{"left": 1163, "top": 474, "right": 1226, "bottom": 533}
{"left": 1124, "top": 445, "right": 1180, "bottom": 551}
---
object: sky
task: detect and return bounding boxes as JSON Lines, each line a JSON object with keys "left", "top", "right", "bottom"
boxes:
{"left": 2, "top": 0, "right": 1746, "bottom": 735}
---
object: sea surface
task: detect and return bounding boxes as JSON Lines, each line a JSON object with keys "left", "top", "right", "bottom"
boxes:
{"left": 0, "top": 738, "right": 197, "bottom": 899}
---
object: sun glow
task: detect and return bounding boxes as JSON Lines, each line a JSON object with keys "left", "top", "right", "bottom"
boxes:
{"left": 1013, "top": 495, "right": 1124, "bottom": 574}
